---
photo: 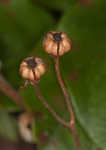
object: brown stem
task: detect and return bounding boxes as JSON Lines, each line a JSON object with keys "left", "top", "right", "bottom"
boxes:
{"left": 32, "top": 81, "right": 69, "bottom": 127}
{"left": 0, "top": 74, "right": 25, "bottom": 108}
{"left": 54, "top": 57, "right": 82, "bottom": 150}
{"left": 70, "top": 122, "right": 82, "bottom": 150}
{"left": 55, "top": 57, "right": 75, "bottom": 122}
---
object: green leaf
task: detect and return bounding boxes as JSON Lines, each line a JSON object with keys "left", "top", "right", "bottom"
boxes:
{"left": 8, "top": 0, "right": 55, "bottom": 42}
{"left": 38, "top": 122, "right": 98, "bottom": 150}
{"left": 56, "top": 0, "right": 106, "bottom": 149}
{"left": 0, "top": 92, "right": 18, "bottom": 110}
{"left": 35, "top": 0, "right": 77, "bottom": 11}
{"left": 0, "top": 1, "right": 55, "bottom": 87}
{"left": 0, "top": 110, "right": 19, "bottom": 141}
{"left": 0, "top": 0, "right": 55, "bottom": 109}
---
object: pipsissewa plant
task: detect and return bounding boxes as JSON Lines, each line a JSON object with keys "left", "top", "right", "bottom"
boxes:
{"left": 19, "top": 31, "right": 82, "bottom": 150}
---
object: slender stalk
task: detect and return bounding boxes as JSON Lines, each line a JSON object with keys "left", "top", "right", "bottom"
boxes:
{"left": 70, "top": 122, "right": 82, "bottom": 150}
{"left": 32, "top": 81, "right": 69, "bottom": 127}
{"left": 55, "top": 57, "right": 75, "bottom": 123}
{"left": 0, "top": 74, "right": 25, "bottom": 108}
{"left": 54, "top": 57, "right": 82, "bottom": 150}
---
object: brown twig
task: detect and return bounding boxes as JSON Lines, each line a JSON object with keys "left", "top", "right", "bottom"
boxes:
{"left": 70, "top": 122, "right": 82, "bottom": 150}
{"left": 0, "top": 74, "right": 25, "bottom": 108}
{"left": 32, "top": 81, "right": 69, "bottom": 127}
{"left": 54, "top": 56, "right": 82, "bottom": 150}
{"left": 55, "top": 56, "right": 75, "bottom": 123}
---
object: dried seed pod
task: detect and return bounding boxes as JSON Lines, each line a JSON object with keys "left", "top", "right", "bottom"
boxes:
{"left": 20, "top": 56, "right": 46, "bottom": 81}
{"left": 43, "top": 31, "right": 72, "bottom": 56}
{"left": 18, "top": 113, "right": 34, "bottom": 143}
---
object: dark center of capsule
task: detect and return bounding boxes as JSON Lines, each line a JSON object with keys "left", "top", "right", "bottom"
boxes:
{"left": 53, "top": 33, "right": 62, "bottom": 42}
{"left": 27, "top": 58, "right": 36, "bottom": 68}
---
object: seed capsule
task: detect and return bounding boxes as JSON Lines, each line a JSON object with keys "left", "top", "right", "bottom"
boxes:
{"left": 20, "top": 56, "right": 46, "bottom": 81}
{"left": 18, "top": 113, "right": 34, "bottom": 143}
{"left": 43, "top": 31, "right": 72, "bottom": 56}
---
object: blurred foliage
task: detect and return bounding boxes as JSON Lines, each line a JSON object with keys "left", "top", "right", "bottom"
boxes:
{"left": 0, "top": 110, "right": 19, "bottom": 141}
{"left": 0, "top": 0, "right": 106, "bottom": 150}
{"left": 34, "top": 0, "right": 78, "bottom": 11}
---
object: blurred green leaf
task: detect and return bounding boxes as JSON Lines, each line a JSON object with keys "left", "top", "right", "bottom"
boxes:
{"left": 0, "top": 110, "right": 19, "bottom": 141}
{"left": 39, "top": 122, "right": 98, "bottom": 150}
{"left": 0, "top": 0, "right": 55, "bottom": 87}
{"left": 8, "top": 0, "right": 55, "bottom": 42}
{"left": 0, "top": 92, "right": 18, "bottom": 110}
{"left": 0, "top": 0, "right": 55, "bottom": 109}
{"left": 57, "top": 0, "right": 106, "bottom": 149}
{"left": 34, "top": 0, "right": 77, "bottom": 11}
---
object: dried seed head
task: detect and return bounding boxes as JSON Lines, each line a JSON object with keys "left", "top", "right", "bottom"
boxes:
{"left": 43, "top": 31, "right": 72, "bottom": 56}
{"left": 20, "top": 56, "right": 46, "bottom": 81}
{"left": 18, "top": 113, "right": 34, "bottom": 143}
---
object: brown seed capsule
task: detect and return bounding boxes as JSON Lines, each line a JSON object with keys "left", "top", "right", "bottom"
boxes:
{"left": 18, "top": 113, "right": 34, "bottom": 143}
{"left": 20, "top": 56, "right": 46, "bottom": 81}
{"left": 43, "top": 31, "right": 72, "bottom": 56}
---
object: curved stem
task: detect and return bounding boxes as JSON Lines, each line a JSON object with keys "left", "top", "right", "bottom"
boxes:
{"left": 32, "top": 81, "right": 69, "bottom": 127}
{"left": 0, "top": 74, "right": 37, "bottom": 117}
{"left": 54, "top": 57, "right": 82, "bottom": 150}
{"left": 55, "top": 57, "right": 75, "bottom": 122}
